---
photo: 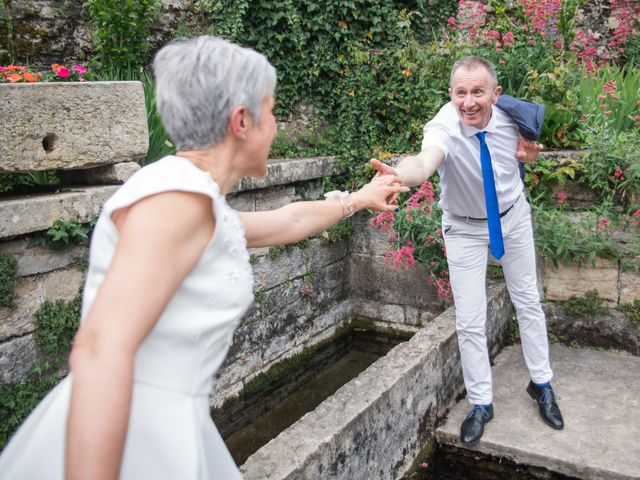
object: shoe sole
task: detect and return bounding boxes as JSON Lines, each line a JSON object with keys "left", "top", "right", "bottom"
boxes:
{"left": 526, "top": 386, "right": 564, "bottom": 430}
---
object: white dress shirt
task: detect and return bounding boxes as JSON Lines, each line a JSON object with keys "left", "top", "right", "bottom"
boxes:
{"left": 422, "top": 102, "right": 523, "bottom": 219}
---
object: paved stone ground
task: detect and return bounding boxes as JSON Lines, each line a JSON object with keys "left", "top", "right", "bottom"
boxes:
{"left": 437, "top": 344, "right": 640, "bottom": 480}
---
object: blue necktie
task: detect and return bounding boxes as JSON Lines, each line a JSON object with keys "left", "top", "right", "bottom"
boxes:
{"left": 475, "top": 132, "right": 505, "bottom": 259}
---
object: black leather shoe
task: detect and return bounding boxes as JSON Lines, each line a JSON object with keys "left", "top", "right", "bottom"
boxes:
{"left": 460, "top": 404, "right": 494, "bottom": 444}
{"left": 526, "top": 381, "right": 564, "bottom": 430}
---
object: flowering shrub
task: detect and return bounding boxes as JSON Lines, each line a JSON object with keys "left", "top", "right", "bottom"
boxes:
{"left": 370, "top": 180, "right": 452, "bottom": 300}
{"left": 0, "top": 64, "right": 90, "bottom": 83}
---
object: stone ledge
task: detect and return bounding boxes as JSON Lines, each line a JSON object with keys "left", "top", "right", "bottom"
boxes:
{"left": 437, "top": 344, "right": 640, "bottom": 480}
{"left": 231, "top": 156, "right": 338, "bottom": 194}
{"left": 0, "top": 186, "right": 117, "bottom": 239}
{"left": 0, "top": 82, "right": 148, "bottom": 172}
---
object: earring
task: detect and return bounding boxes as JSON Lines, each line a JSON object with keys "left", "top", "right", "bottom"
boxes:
{"left": 240, "top": 133, "right": 247, "bottom": 140}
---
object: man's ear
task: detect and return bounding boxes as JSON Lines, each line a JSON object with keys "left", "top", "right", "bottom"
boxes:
{"left": 448, "top": 87, "right": 453, "bottom": 99}
{"left": 493, "top": 85, "right": 503, "bottom": 104}
{"left": 229, "top": 105, "right": 248, "bottom": 139}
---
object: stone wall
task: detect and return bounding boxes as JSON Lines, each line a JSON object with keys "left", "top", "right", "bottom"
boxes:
{"left": 0, "top": 81, "right": 446, "bottom": 411}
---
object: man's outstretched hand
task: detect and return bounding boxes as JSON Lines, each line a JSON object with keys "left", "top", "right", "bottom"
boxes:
{"left": 370, "top": 158, "right": 401, "bottom": 204}
{"left": 515, "top": 137, "right": 542, "bottom": 164}
{"left": 370, "top": 158, "right": 397, "bottom": 176}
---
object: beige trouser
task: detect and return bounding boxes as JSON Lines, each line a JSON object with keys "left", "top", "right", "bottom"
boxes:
{"left": 442, "top": 195, "right": 553, "bottom": 405}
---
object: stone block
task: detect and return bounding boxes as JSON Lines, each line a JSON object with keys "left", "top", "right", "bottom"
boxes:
{"left": 0, "top": 267, "right": 84, "bottom": 342}
{"left": 226, "top": 192, "right": 256, "bottom": 212}
{"left": 0, "top": 82, "right": 148, "bottom": 172}
{"left": 620, "top": 267, "right": 640, "bottom": 305}
{"left": 255, "top": 186, "right": 295, "bottom": 211}
{"left": 0, "top": 185, "right": 117, "bottom": 239}
{"left": 543, "top": 256, "right": 619, "bottom": 306}
{"left": 350, "top": 214, "right": 394, "bottom": 256}
{"left": 349, "top": 254, "right": 441, "bottom": 309}
{"left": 56, "top": 161, "right": 140, "bottom": 185}
{"left": 0, "top": 238, "right": 87, "bottom": 276}
{"left": 353, "top": 299, "right": 405, "bottom": 324}
{"left": 0, "top": 334, "right": 42, "bottom": 384}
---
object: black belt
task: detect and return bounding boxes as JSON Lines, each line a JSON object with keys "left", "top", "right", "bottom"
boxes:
{"left": 457, "top": 195, "right": 520, "bottom": 221}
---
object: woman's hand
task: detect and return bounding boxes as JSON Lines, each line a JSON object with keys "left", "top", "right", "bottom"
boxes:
{"left": 351, "top": 174, "right": 409, "bottom": 212}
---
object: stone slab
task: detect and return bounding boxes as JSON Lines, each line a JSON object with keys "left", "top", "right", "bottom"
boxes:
{"left": 0, "top": 267, "right": 84, "bottom": 342}
{"left": 0, "top": 82, "right": 148, "bottom": 172}
{"left": 436, "top": 344, "right": 640, "bottom": 480}
{"left": 543, "top": 256, "right": 619, "bottom": 306}
{"left": 0, "top": 185, "right": 117, "bottom": 239}
{"left": 0, "top": 238, "right": 87, "bottom": 276}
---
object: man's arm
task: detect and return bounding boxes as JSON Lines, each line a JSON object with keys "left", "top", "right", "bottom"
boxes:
{"left": 370, "top": 145, "right": 445, "bottom": 187}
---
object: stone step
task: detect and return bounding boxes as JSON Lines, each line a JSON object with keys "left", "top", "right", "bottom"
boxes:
{"left": 0, "top": 186, "right": 117, "bottom": 239}
{"left": 436, "top": 344, "right": 640, "bottom": 480}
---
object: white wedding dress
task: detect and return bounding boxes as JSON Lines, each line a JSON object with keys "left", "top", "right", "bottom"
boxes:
{"left": 0, "top": 156, "right": 254, "bottom": 479}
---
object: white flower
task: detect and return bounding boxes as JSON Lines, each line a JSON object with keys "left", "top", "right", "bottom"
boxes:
{"left": 323, "top": 190, "right": 350, "bottom": 200}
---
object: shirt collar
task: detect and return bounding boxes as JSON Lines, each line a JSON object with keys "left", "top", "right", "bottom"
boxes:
{"left": 459, "top": 105, "right": 498, "bottom": 138}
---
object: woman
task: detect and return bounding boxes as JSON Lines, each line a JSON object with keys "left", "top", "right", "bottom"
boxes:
{"left": 0, "top": 36, "right": 406, "bottom": 479}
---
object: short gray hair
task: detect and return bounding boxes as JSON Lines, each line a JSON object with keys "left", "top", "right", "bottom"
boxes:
{"left": 449, "top": 56, "right": 498, "bottom": 89}
{"left": 154, "top": 36, "right": 277, "bottom": 151}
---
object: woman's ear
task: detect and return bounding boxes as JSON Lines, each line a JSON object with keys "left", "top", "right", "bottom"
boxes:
{"left": 229, "top": 105, "right": 248, "bottom": 140}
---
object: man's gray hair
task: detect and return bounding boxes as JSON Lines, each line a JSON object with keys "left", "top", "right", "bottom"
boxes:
{"left": 154, "top": 36, "right": 277, "bottom": 151}
{"left": 449, "top": 56, "right": 498, "bottom": 89}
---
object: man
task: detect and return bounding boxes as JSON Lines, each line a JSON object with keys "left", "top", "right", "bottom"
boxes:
{"left": 371, "top": 56, "right": 563, "bottom": 445}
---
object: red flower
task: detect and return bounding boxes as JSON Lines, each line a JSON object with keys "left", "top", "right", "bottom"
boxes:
{"left": 56, "top": 67, "right": 71, "bottom": 79}
{"left": 556, "top": 191, "right": 567, "bottom": 204}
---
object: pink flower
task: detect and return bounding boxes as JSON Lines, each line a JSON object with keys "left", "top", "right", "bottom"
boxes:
{"left": 370, "top": 211, "right": 395, "bottom": 233}
{"left": 420, "top": 463, "right": 430, "bottom": 469}
{"left": 597, "top": 218, "right": 610, "bottom": 232}
{"left": 72, "top": 64, "right": 87, "bottom": 75}
{"left": 634, "top": 209, "right": 640, "bottom": 219}
{"left": 603, "top": 81, "right": 617, "bottom": 95}
{"left": 612, "top": 168, "right": 625, "bottom": 181}
{"left": 384, "top": 243, "right": 416, "bottom": 270}
{"left": 56, "top": 67, "right": 70, "bottom": 79}
{"left": 556, "top": 191, "right": 567, "bottom": 204}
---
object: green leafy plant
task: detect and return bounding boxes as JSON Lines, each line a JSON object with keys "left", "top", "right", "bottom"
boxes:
{"left": 321, "top": 219, "right": 354, "bottom": 244}
{"left": 524, "top": 156, "right": 583, "bottom": 206}
{"left": 619, "top": 299, "right": 640, "bottom": 328}
{"left": 578, "top": 125, "right": 640, "bottom": 209}
{"left": 532, "top": 205, "right": 620, "bottom": 267}
{"left": 85, "top": 0, "right": 160, "bottom": 72}
{"left": 0, "top": 170, "right": 60, "bottom": 194}
{"left": 0, "top": 250, "right": 20, "bottom": 308}
{"left": 370, "top": 179, "right": 452, "bottom": 299}
{"left": 560, "top": 289, "right": 607, "bottom": 316}
{"left": 0, "top": 295, "right": 81, "bottom": 448}
{"left": 30, "top": 219, "right": 95, "bottom": 251}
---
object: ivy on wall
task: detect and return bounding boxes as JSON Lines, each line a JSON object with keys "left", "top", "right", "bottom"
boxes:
{"left": 0, "top": 295, "right": 81, "bottom": 448}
